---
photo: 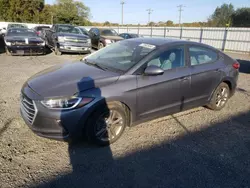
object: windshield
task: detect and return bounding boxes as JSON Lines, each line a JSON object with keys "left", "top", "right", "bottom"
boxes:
{"left": 130, "top": 34, "right": 139, "bottom": 38}
{"left": 36, "top": 26, "right": 50, "bottom": 31}
{"left": 100, "top": 29, "right": 118, "bottom": 36}
{"left": 85, "top": 41, "right": 156, "bottom": 72}
{"left": 7, "top": 24, "right": 28, "bottom": 29}
{"left": 7, "top": 29, "right": 37, "bottom": 37}
{"left": 79, "top": 28, "right": 89, "bottom": 35}
{"left": 57, "top": 25, "right": 81, "bottom": 34}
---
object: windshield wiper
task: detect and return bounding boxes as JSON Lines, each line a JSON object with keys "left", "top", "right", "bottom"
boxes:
{"left": 84, "top": 59, "right": 106, "bottom": 71}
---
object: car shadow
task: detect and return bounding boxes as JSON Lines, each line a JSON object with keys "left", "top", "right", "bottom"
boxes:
{"left": 28, "top": 102, "right": 250, "bottom": 188}
{"left": 237, "top": 59, "right": 250, "bottom": 74}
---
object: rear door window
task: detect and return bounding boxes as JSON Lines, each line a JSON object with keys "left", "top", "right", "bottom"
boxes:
{"left": 189, "top": 46, "right": 218, "bottom": 66}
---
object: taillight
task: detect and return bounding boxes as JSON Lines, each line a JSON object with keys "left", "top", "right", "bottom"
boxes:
{"left": 232, "top": 62, "right": 240, "bottom": 69}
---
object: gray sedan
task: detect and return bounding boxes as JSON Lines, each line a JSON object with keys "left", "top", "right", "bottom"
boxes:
{"left": 20, "top": 38, "right": 239, "bottom": 146}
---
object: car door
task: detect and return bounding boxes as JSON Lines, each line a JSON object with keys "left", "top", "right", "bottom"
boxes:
{"left": 136, "top": 45, "right": 191, "bottom": 120}
{"left": 92, "top": 28, "right": 100, "bottom": 48}
{"left": 185, "top": 45, "right": 223, "bottom": 108}
{"left": 49, "top": 25, "right": 56, "bottom": 46}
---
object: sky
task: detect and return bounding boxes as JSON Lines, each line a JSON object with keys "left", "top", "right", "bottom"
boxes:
{"left": 45, "top": 0, "right": 250, "bottom": 24}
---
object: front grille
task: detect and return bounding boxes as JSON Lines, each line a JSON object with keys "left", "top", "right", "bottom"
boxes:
{"left": 64, "top": 37, "right": 87, "bottom": 43}
{"left": 12, "top": 42, "right": 26, "bottom": 45}
{"left": 20, "top": 94, "right": 37, "bottom": 125}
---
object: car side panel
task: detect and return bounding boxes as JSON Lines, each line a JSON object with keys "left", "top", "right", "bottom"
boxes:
{"left": 185, "top": 60, "right": 224, "bottom": 109}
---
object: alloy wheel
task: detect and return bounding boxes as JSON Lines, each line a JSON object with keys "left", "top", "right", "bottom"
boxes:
{"left": 215, "top": 87, "right": 229, "bottom": 108}
{"left": 95, "top": 110, "right": 124, "bottom": 142}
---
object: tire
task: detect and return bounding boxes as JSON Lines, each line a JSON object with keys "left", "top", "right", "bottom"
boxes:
{"left": 55, "top": 45, "right": 62, "bottom": 55}
{"left": 5, "top": 47, "right": 11, "bottom": 56}
{"left": 85, "top": 102, "right": 128, "bottom": 146}
{"left": 207, "top": 82, "right": 230, "bottom": 111}
{"left": 98, "top": 42, "right": 104, "bottom": 50}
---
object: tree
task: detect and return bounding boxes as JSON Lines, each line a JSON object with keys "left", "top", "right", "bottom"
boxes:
{"left": 148, "top": 22, "right": 155, "bottom": 26}
{"left": 166, "top": 20, "right": 174, "bottom": 26}
{"left": 7, "top": 0, "right": 44, "bottom": 23}
{"left": 39, "top": 4, "right": 55, "bottom": 24}
{"left": 210, "top": 3, "right": 235, "bottom": 27}
{"left": 103, "top": 21, "right": 110, "bottom": 26}
{"left": 232, "top": 8, "right": 250, "bottom": 27}
{"left": 0, "top": 0, "right": 10, "bottom": 21}
{"left": 157, "top": 21, "right": 165, "bottom": 26}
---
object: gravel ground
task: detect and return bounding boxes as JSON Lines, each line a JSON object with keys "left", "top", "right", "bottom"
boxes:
{"left": 0, "top": 40, "right": 250, "bottom": 188}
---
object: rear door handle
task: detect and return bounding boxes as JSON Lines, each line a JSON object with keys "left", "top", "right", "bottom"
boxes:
{"left": 179, "top": 76, "right": 190, "bottom": 81}
{"left": 215, "top": 69, "right": 221, "bottom": 72}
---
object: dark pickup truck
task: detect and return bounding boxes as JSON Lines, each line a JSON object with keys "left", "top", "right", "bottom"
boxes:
{"left": 45, "top": 24, "right": 91, "bottom": 55}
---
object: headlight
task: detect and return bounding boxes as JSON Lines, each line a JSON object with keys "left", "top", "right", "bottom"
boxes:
{"left": 41, "top": 97, "right": 94, "bottom": 110}
{"left": 87, "top": 39, "right": 91, "bottom": 43}
{"left": 105, "top": 39, "right": 113, "bottom": 44}
{"left": 5, "top": 41, "right": 11, "bottom": 46}
{"left": 38, "top": 41, "right": 45, "bottom": 46}
{"left": 58, "top": 36, "right": 65, "bottom": 42}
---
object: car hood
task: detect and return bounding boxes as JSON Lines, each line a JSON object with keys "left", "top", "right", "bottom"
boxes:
{"left": 57, "top": 33, "right": 89, "bottom": 39}
{"left": 101, "top": 35, "right": 123, "bottom": 40}
{"left": 27, "top": 62, "right": 120, "bottom": 98}
{"left": 5, "top": 36, "right": 44, "bottom": 42}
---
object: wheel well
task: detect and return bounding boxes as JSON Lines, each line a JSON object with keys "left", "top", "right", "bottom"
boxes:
{"left": 107, "top": 101, "right": 132, "bottom": 127}
{"left": 223, "top": 80, "right": 232, "bottom": 91}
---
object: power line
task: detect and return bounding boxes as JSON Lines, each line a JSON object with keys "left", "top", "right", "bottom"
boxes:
{"left": 146, "top": 8, "right": 153, "bottom": 24}
{"left": 121, "top": 1, "right": 125, "bottom": 26}
{"left": 177, "top": 5, "right": 185, "bottom": 27}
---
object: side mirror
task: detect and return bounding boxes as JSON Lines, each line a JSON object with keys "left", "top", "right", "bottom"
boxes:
{"left": 144, "top": 65, "right": 164, "bottom": 76}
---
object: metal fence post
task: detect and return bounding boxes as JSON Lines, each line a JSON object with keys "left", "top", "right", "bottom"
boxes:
{"left": 138, "top": 25, "right": 140, "bottom": 35}
{"left": 199, "top": 28, "right": 203, "bottom": 43}
{"left": 180, "top": 27, "right": 183, "bottom": 39}
{"left": 222, "top": 28, "right": 228, "bottom": 51}
{"left": 164, "top": 27, "right": 166, "bottom": 38}
{"left": 150, "top": 26, "right": 153, "bottom": 37}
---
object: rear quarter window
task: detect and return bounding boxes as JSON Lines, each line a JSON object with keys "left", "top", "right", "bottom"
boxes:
{"left": 189, "top": 46, "right": 218, "bottom": 66}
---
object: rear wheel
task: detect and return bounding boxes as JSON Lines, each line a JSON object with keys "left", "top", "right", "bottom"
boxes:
{"left": 207, "top": 82, "right": 230, "bottom": 111}
{"left": 98, "top": 42, "right": 104, "bottom": 50}
{"left": 85, "top": 102, "right": 128, "bottom": 146}
{"left": 55, "top": 45, "right": 62, "bottom": 55}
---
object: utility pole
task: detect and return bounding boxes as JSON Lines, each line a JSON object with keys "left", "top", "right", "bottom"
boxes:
{"left": 121, "top": 1, "right": 125, "bottom": 26}
{"left": 177, "top": 5, "right": 185, "bottom": 27}
{"left": 146, "top": 9, "right": 153, "bottom": 25}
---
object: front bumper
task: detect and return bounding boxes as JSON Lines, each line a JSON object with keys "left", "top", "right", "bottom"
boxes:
{"left": 6, "top": 45, "right": 45, "bottom": 55}
{"left": 20, "top": 85, "right": 92, "bottom": 141}
{"left": 58, "top": 43, "right": 91, "bottom": 53}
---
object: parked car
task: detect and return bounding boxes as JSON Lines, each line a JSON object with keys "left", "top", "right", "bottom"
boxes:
{"left": 4, "top": 28, "right": 45, "bottom": 55}
{"left": 20, "top": 38, "right": 239, "bottom": 146}
{"left": 1, "top": 23, "right": 28, "bottom": 37}
{"left": 45, "top": 24, "right": 91, "bottom": 55}
{"left": 33, "top": 25, "right": 50, "bottom": 37}
{"left": 119, "top": 33, "right": 143, "bottom": 39}
{"left": 88, "top": 28, "right": 123, "bottom": 49}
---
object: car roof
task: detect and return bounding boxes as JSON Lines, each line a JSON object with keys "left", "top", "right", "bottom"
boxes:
{"left": 125, "top": 37, "right": 185, "bottom": 46}
{"left": 120, "top": 33, "right": 138, "bottom": 35}
{"left": 93, "top": 28, "right": 115, "bottom": 31}
{"left": 56, "top": 24, "right": 72, "bottom": 26}
{"left": 125, "top": 37, "right": 216, "bottom": 49}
